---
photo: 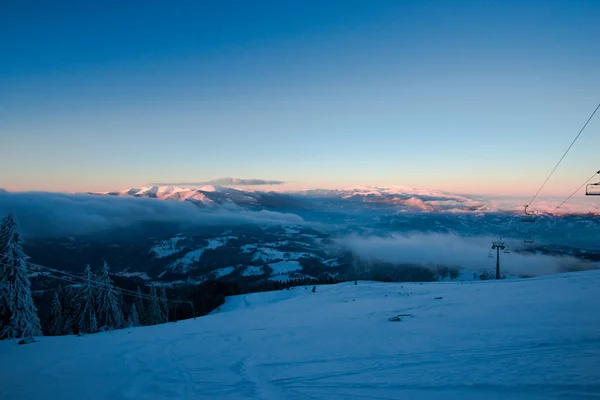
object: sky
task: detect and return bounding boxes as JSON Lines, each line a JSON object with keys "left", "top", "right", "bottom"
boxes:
{"left": 1, "top": 0, "right": 599, "bottom": 196}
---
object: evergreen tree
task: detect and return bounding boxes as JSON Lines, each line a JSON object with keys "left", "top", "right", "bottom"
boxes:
{"left": 148, "top": 285, "right": 162, "bottom": 325}
{"left": 136, "top": 286, "right": 146, "bottom": 325}
{"left": 127, "top": 303, "right": 140, "bottom": 327}
{"left": 0, "top": 212, "right": 42, "bottom": 339}
{"left": 49, "top": 291, "right": 64, "bottom": 336}
{"left": 116, "top": 287, "right": 125, "bottom": 328}
{"left": 96, "top": 261, "right": 124, "bottom": 329}
{"left": 62, "top": 286, "right": 76, "bottom": 335}
{"left": 77, "top": 265, "right": 98, "bottom": 333}
{"left": 159, "top": 287, "right": 169, "bottom": 323}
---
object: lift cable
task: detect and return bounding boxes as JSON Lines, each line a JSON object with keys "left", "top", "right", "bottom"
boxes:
{"left": 0, "top": 257, "right": 191, "bottom": 306}
{"left": 526, "top": 102, "right": 600, "bottom": 209}
{"left": 551, "top": 170, "right": 600, "bottom": 215}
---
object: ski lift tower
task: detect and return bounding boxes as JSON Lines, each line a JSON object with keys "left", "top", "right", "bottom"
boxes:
{"left": 491, "top": 240, "right": 506, "bottom": 280}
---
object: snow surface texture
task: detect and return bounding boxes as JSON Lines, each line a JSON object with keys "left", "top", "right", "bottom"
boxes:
{"left": 268, "top": 260, "right": 302, "bottom": 275}
{"left": 115, "top": 272, "right": 151, "bottom": 280}
{"left": 168, "top": 236, "right": 235, "bottom": 273}
{"left": 242, "top": 266, "right": 264, "bottom": 277}
{"left": 149, "top": 236, "right": 186, "bottom": 258}
{"left": 168, "top": 248, "right": 205, "bottom": 272}
{"left": 212, "top": 266, "right": 236, "bottom": 279}
{"left": 1, "top": 271, "right": 600, "bottom": 399}
{"left": 267, "top": 261, "right": 304, "bottom": 282}
{"left": 242, "top": 244, "right": 311, "bottom": 263}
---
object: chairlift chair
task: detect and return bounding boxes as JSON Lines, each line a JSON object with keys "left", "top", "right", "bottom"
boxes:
{"left": 585, "top": 170, "right": 600, "bottom": 196}
{"left": 521, "top": 205, "right": 535, "bottom": 222}
{"left": 523, "top": 231, "right": 534, "bottom": 244}
{"left": 488, "top": 250, "right": 494, "bottom": 259}
{"left": 586, "top": 182, "right": 600, "bottom": 196}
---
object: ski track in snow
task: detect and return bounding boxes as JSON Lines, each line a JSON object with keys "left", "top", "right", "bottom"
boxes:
{"left": 1, "top": 271, "right": 600, "bottom": 399}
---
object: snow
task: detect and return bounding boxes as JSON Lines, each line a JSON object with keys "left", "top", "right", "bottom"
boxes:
{"left": 322, "top": 258, "right": 341, "bottom": 267}
{"left": 206, "top": 236, "right": 236, "bottom": 250}
{"left": 2, "top": 271, "right": 600, "bottom": 399}
{"left": 168, "top": 248, "right": 205, "bottom": 273}
{"left": 283, "top": 226, "right": 301, "bottom": 235}
{"left": 164, "top": 191, "right": 213, "bottom": 205}
{"left": 212, "top": 266, "right": 236, "bottom": 279}
{"left": 0, "top": 213, "right": 42, "bottom": 338}
{"left": 167, "top": 237, "right": 236, "bottom": 272}
{"left": 241, "top": 241, "right": 299, "bottom": 254}
{"left": 241, "top": 266, "right": 264, "bottom": 277}
{"left": 135, "top": 186, "right": 187, "bottom": 198}
{"left": 150, "top": 237, "right": 186, "bottom": 258}
{"left": 129, "top": 186, "right": 215, "bottom": 205}
{"left": 249, "top": 247, "right": 310, "bottom": 263}
{"left": 115, "top": 272, "right": 151, "bottom": 280}
{"left": 241, "top": 244, "right": 256, "bottom": 253}
{"left": 134, "top": 186, "right": 160, "bottom": 196}
{"left": 268, "top": 260, "right": 302, "bottom": 276}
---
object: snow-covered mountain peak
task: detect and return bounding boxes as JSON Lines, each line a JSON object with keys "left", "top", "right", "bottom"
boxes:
{"left": 133, "top": 186, "right": 189, "bottom": 198}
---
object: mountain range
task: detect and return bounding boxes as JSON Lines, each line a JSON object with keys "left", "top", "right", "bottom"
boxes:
{"left": 93, "top": 184, "right": 495, "bottom": 214}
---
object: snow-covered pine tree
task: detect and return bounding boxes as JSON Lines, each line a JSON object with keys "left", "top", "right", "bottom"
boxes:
{"left": 116, "top": 287, "right": 125, "bottom": 328}
{"left": 49, "top": 291, "right": 64, "bottom": 336}
{"left": 136, "top": 286, "right": 146, "bottom": 325}
{"left": 0, "top": 212, "right": 42, "bottom": 339}
{"left": 128, "top": 303, "right": 140, "bottom": 327}
{"left": 159, "top": 287, "right": 169, "bottom": 323}
{"left": 77, "top": 265, "right": 98, "bottom": 334}
{"left": 148, "top": 285, "right": 162, "bottom": 325}
{"left": 96, "top": 261, "right": 124, "bottom": 330}
{"left": 62, "top": 286, "right": 76, "bottom": 335}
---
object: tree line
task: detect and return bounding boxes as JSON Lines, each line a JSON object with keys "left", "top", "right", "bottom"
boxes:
{"left": 0, "top": 212, "right": 173, "bottom": 339}
{"left": 47, "top": 262, "right": 171, "bottom": 336}
{"left": 1, "top": 211, "right": 339, "bottom": 340}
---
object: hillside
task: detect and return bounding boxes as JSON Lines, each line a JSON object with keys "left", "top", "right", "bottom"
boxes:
{"left": 3, "top": 188, "right": 599, "bottom": 293}
{"left": 1, "top": 270, "right": 599, "bottom": 399}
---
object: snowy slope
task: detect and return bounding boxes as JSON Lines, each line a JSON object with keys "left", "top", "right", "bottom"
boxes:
{"left": 1, "top": 271, "right": 600, "bottom": 400}
{"left": 268, "top": 260, "right": 302, "bottom": 275}
{"left": 212, "top": 266, "right": 236, "bottom": 279}
{"left": 150, "top": 236, "right": 186, "bottom": 258}
{"left": 167, "top": 236, "right": 236, "bottom": 273}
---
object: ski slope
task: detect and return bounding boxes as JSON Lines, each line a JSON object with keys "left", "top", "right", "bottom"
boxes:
{"left": 1, "top": 271, "right": 600, "bottom": 399}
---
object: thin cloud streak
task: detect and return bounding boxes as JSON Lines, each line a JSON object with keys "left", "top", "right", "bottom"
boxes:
{"left": 149, "top": 178, "right": 285, "bottom": 186}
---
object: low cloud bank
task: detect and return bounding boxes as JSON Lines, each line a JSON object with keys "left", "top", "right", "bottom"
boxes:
{"left": 337, "top": 233, "right": 595, "bottom": 277}
{"left": 0, "top": 191, "right": 303, "bottom": 237}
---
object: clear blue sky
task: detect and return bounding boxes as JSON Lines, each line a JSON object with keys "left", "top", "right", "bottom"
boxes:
{"left": 1, "top": 0, "right": 599, "bottom": 195}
